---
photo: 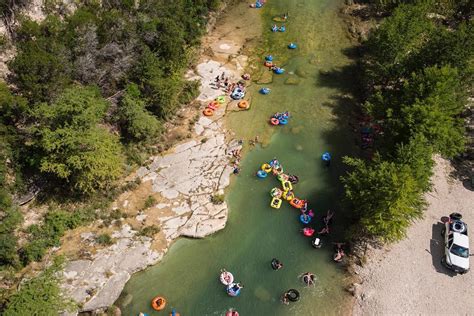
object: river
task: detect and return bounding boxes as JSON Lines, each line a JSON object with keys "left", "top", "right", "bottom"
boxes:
{"left": 118, "top": 0, "right": 358, "bottom": 314}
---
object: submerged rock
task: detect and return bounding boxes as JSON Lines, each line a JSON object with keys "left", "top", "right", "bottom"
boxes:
{"left": 256, "top": 70, "right": 273, "bottom": 84}
{"left": 285, "top": 76, "right": 301, "bottom": 85}
{"left": 295, "top": 67, "right": 310, "bottom": 78}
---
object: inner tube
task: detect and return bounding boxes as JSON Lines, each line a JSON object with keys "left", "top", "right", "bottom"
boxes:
{"left": 452, "top": 220, "right": 466, "bottom": 233}
{"left": 265, "top": 55, "right": 273, "bottom": 61}
{"left": 271, "top": 26, "right": 278, "bottom": 32}
{"left": 312, "top": 237, "right": 322, "bottom": 248}
{"left": 277, "top": 173, "right": 289, "bottom": 182}
{"left": 219, "top": 271, "right": 234, "bottom": 285}
{"left": 279, "top": 118, "right": 288, "bottom": 125}
{"left": 151, "top": 296, "right": 166, "bottom": 311}
{"left": 270, "top": 187, "right": 283, "bottom": 198}
{"left": 261, "top": 163, "right": 273, "bottom": 173}
{"left": 203, "top": 108, "right": 214, "bottom": 116}
{"left": 226, "top": 283, "right": 242, "bottom": 297}
{"left": 226, "top": 310, "right": 239, "bottom": 316}
{"left": 270, "top": 117, "right": 280, "bottom": 125}
{"left": 322, "top": 152, "right": 331, "bottom": 161}
{"left": 281, "top": 181, "right": 293, "bottom": 192}
{"left": 274, "top": 68, "right": 285, "bottom": 74}
{"left": 279, "top": 26, "right": 286, "bottom": 32}
{"left": 290, "top": 198, "right": 304, "bottom": 209}
{"left": 256, "top": 170, "right": 268, "bottom": 178}
{"left": 269, "top": 159, "right": 280, "bottom": 167}
{"left": 216, "top": 96, "right": 226, "bottom": 104}
{"left": 303, "top": 227, "right": 315, "bottom": 237}
{"left": 271, "top": 258, "right": 282, "bottom": 270}
{"left": 270, "top": 196, "right": 282, "bottom": 209}
{"left": 238, "top": 100, "right": 250, "bottom": 109}
{"left": 207, "top": 103, "right": 218, "bottom": 110}
{"left": 300, "top": 214, "right": 312, "bottom": 224}
{"left": 282, "top": 190, "right": 294, "bottom": 201}
{"left": 264, "top": 61, "right": 273, "bottom": 67}
{"left": 286, "top": 289, "right": 300, "bottom": 302}
{"left": 288, "top": 43, "right": 297, "bottom": 49}
{"left": 272, "top": 165, "right": 283, "bottom": 175}
{"left": 260, "top": 88, "right": 270, "bottom": 94}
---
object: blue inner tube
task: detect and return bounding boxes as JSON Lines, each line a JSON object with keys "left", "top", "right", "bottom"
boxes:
{"left": 257, "top": 170, "right": 268, "bottom": 178}
{"left": 288, "top": 43, "right": 297, "bottom": 49}
{"left": 322, "top": 152, "right": 331, "bottom": 161}
{"left": 271, "top": 27, "right": 278, "bottom": 32}
{"left": 299, "top": 214, "right": 312, "bottom": 224}
{"left": 274, "top": 68, "right": 285, "bottom": 74}
{"left": 265, "top": 55, "right": 273, "bottom": 61}
{"left": 279, "top": 26, "right": 286, "bottom": 32}
{"left": 279, "top": 118, "right": 288, "bottom": 125}
{"left": 227, "top": 284, "right": 241, "bottom": 297}
{"left": 260, "top": 88, "right": 270, "bottom": 94}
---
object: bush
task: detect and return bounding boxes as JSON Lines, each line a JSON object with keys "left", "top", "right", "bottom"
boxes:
{"left": 210, "top": 194, "right": 225, "bottom": 205}
{"left": 143, "top": 195, "right": 157, "bottom": 210}
{"left": 3, "top": 257, "right": 73, "bottom": 316}
{"left": 95, "top": 233, "right": 113, "bottom": 246}
{"left": 137, "top": 225, "right": 160, "bottom": 237}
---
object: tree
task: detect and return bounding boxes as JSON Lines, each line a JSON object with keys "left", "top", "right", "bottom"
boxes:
{"left": 117, "top": 83, "right": 161, "bottom": 141}
{"left": 341, "top": 156, "right": 425, "bottom": 242}
{"left": 363, "top": 3, "right": 435, "bottom": 89}
{"left": 30, "top": 86, "right": 123, "bottom": 193}
{"left": 399, "top": 66, "right": 466, "bottom": 157}
{"left": 3, "top": 257, "right": 73, "bottom": 315}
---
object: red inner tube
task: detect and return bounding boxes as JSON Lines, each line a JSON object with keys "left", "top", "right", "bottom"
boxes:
{"left": 270, "top": 118, "right": 280, "bottom": 125}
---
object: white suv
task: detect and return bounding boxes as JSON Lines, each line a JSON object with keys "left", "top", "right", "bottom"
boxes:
{"left": 441, "top": 213, "right": 470, "bottom": 274}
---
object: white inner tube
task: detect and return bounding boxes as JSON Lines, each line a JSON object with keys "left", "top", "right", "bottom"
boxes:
{"left": 220, "top": 271, "right": 234, "bottom": 285}
{"left": 452, "top": 220, "right": 466, "bottom": 233}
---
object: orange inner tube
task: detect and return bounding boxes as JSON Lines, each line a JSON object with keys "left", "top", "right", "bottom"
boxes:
{"left": 264, "top": 61, "right": 273, "bottom": 67}
{"left": 203, "top": 108, "right": 214, "bottom": 116}
{"left": 270, "top": 117, "right": 279, "bottom": 125}
{"left": 151, "top": 296, "right": 166, "bottom": 311}
{"left": 238, "top": 100, "right": 249, "bottom": 109}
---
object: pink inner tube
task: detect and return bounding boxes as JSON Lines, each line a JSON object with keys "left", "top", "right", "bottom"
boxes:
{"left": 226, "top": 311, "right": 239, "bottom": 316}
{"left": 219, "top": 271, "right": 234, "bottom": 285}
{"left": 303, "top": 228, "right": 315, "bottom": 237}
{"left": 270, "top": 118, "right": 280, "bottom": 125}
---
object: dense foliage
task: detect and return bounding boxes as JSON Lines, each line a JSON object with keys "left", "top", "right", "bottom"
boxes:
{"left": 0, "top": 0, "right": 224, "bottom": 282}
{"left": 342, "top": 2, "right": 472, "bottom": 242}
{"left": 3, "top": 257, "right": 73, "bottom": 316}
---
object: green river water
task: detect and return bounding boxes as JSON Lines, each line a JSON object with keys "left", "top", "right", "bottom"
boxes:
{"left": 118, "top": 0, "right": 358, "bottom": 315}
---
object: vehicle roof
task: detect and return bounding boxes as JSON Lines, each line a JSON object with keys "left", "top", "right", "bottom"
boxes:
{"left": 453, "top": 232, "right": 469, "bottom": 248}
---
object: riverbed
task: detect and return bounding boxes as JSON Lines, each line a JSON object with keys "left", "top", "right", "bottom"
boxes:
{"left": 118, "top": 0, "right": 358, "bottom": 314}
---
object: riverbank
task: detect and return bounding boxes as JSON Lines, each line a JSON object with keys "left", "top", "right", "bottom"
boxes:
{"left": 352, "top": 155, "right": 474, "bottom": 315}
{"left": 59, "top": 2, "right": 262, "bottom": 313}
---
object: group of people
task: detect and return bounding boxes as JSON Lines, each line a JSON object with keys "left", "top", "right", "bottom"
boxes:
{"left": 231, "top": 148, "right": 242, "bottom": 174}
{"left": 214, "top": 72, "right": 230, "bottom": 90}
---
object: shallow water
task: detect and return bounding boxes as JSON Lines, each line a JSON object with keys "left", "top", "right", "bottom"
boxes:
{"left": 118, "top": 0, "right": 357, "bottom": 315}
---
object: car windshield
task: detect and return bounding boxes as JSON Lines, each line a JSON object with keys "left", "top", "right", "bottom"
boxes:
{"left": 450, "top": 244, "right": 469, "bottom": 258}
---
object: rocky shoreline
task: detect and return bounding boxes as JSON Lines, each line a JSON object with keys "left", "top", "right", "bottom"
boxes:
{"left": 60, "top": 2, "right": 261, "bottom": 314}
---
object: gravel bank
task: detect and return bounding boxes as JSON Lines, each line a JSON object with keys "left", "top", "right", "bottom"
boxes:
{"left": 353, "top": 156, "right": 474, "bottom": 315}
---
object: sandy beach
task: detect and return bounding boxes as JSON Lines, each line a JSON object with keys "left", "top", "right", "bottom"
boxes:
{"left": 353, "top": 156, "right": 474, "bottom": 315}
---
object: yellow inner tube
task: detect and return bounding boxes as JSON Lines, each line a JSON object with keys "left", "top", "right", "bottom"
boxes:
{"left": 238, "top": 100, "right": 250, "bottom": 109}
{"left": 261, "top": 163, "right": 272, "bottom": 173}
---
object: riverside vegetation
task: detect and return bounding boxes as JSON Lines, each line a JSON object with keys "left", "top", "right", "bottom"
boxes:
{"left": 0, "top": 0, "right": 472, "bottom": 314}
{"left": 341, "top": 1, "right": 473, "bottom": 242}
{"left": 0, "top": 0, "right": 223, "bottom": 314}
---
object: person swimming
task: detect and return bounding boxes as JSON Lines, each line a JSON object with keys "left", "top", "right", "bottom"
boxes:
{"left": 301, "top": 272, "right": 316, "bottom": 286}
{"left": 333, "top": 243, "right": 345, "bottom": 262}
{"left": 271, "top": 258, "right": 283, "bottom": 270}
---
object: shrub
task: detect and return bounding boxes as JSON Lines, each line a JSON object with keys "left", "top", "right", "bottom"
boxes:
{"left": 137, "top": 225, "right": 160, "bottom": 237}
{"left": 210, "top": 194, "right": 225, "bottom": 205}
{"left": 95, "top": 233, "right": 113, "bottom": 246}
{"left": 143, "top": 195, "right": 157, "bottom": 210}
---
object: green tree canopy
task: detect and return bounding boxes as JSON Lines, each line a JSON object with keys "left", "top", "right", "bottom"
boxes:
{"left": 30, "top": 86, "right": 123, "bottom": 193}
{"left": 342, "top": 156, "right": 425, "bottom": 242}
